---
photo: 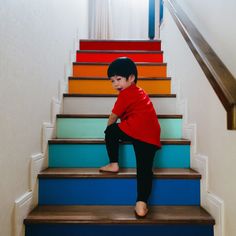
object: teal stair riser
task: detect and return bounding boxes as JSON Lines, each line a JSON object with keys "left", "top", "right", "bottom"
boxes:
{"left": 25, "top": 224, "right": 214, "bottom": 236}
{"left": 56, "top": 118, "right": 182, "bottom": 139}
{"left": 39, "top": 178, "right": 200, "bottom": 205}
{"left": 49, "top": 144, "right": 190, "bottom": 168}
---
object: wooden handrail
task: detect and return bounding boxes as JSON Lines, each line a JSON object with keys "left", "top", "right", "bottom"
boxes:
{"left": 165, "top": 0, "right": 236, "bottom": 130}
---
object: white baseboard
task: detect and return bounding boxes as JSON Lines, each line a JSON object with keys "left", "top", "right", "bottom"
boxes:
{"left": 206, "top": 193, "right": 224, "bottom": 236}
{"left": 180, "top": 103, "right": 224, "bottom": 236}
{"left": 192, "top": 154, "right": 208, "bottom": 200}
{"left": 30, "top": 153, "right": 47, "bottom": 207}
{"left": 14, "top": 192, "right": 33, "bottom": 236}
{"left": 183, "top": 123, "right": 197, "bottom": 158}
{"left": 41, "top": 98, "right": 61, "bottom": 154}
{"left": 59, "top": 79, "right": 67, "bottom": 100}
{"left": 51, "top": 97, "right": 62, "bottom": 125}
{"left": 42, "top": 122, "right": 54, "bottom": 154}
{"left": 14, "top": 152, "right": 48, "bottom": 236}
{"left": 30, "top": 153, "right": 46, "bottom": 191}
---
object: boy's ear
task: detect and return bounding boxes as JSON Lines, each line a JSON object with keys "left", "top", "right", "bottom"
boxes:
{"left": 128, "top": 75, "right": 135, "bottom": 83}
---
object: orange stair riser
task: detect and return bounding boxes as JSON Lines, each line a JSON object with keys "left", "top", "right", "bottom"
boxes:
{"left": 73, "top": 65, "right": 167, "bottom": 78}
{"left": 68, "top": 80, "right": 171, "bottom": 94}
{"left": 76, "top": 52, "right": 163, "bottom": 63}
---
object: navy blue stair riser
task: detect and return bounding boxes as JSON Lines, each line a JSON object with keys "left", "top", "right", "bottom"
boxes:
{"left": 39, "top": 178, "right": 200, "bottom": 205}
{"left": 25, "top": 224, "right": 213, "bottom": 236}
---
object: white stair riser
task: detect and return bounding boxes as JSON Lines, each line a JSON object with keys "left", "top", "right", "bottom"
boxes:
{"left": 63, "top": 97, "right": 177, "bottom": 115}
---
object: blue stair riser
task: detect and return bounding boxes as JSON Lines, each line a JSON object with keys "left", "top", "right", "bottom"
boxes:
{"left": 56, "top": 118, "right": 183, "bottom": 139}
{"left": 25, "top": 224, "right": 214, "bottom": 236}
{"left": 39, "top": 178, "right": 200, "bottom": 205}
{"left": 49, "top": 143, "right": 190, "bottom": 168}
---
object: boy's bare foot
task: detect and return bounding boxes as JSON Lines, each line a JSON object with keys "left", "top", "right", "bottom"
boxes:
{"left": 135, "top": 201, "right": 148, "bottom": 217}
{"left": 99, "top": 163, "right": 119, "bottom": 173}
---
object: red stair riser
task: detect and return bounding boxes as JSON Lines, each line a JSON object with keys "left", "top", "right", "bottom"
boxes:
{"left": 76, "top": 52, "right": 163, "bottom": 63}
{"left": 80, "top": 41, "right": 161, "bottom": 51}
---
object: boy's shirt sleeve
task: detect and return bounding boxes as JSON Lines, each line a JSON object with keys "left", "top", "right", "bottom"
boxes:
{"left": 112, "top": 92, "right": 129, "bottom": 117}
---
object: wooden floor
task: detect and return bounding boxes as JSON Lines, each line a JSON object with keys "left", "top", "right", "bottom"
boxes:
{"left": 24, "top": 205, "right": 215, "bottom": 225}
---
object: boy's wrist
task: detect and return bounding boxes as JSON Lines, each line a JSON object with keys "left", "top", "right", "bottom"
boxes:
{"left": 108, "top": 113, "right": 118, "bottom": 126}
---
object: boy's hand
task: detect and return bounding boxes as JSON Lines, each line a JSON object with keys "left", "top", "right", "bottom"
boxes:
{"left": 107, "top": 113, "right": 118, "bottom": 126}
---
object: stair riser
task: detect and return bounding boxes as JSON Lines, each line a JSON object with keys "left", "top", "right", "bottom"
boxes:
{"left": 80, "top": 41, "right": 161, "bottom": 51}
{"left": 56, "top": 118, "right": 182, "bottom": 139}
{"left": 73, "top": 64, "right": 167, "bottom": 77}
{"left": 76, "top": 52, "right": 163, "bottom": 63}
{"left": 63, "top": 97, "right": 177, "bottom": 115}
{"left": 68, "top": 79, "right": 171, "bottom": 94}
{"left": 39, "top": 178, "right": 200, "bottom": 205}
{"left": 25, "top": 224, "right": 213, "bottom": 236}
{"left": 48, "top": 144, "right": 190, "bottom": 168}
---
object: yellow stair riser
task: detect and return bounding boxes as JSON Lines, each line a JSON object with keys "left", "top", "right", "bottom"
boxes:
{"left": 68, "top": 80, "right": 171, "bottom": 94}
{"left": 73, "top": 64, "right": 167, "bottom": 78}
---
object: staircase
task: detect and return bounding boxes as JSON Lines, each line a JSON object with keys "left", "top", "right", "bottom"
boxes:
{"left": 24, "top": 40, "right": 215, "bottom": 236}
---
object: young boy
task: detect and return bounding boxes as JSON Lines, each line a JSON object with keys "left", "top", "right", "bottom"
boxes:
{"left": 99, "top": 57, "right": 161, "bottom": 217}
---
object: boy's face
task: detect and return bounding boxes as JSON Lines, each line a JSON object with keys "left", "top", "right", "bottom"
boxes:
{"left": 110, "top": 75, "right": 135, "bottom": 92}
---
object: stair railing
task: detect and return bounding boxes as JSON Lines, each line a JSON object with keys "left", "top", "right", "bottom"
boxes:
{"left": 165, "top": 0, "right": 236, "bottom": 130}
{"left": 149, "top": 0, "right": 155, "bottom": 39}
{"left": 148, "top": 0, "right": 163, "bottom": 39}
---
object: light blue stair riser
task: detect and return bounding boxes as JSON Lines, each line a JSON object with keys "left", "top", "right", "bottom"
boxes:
{"left": 25, "top": 224, "right": 214, "bottom": 236}
{"left": 39, "top": 178, "right": 200, "bottom": 205}
{"left": 56, "top": 118, "right": 182, "bottom": 139}
{"left": 49, "top": 143, "right": 190, "bottom": 168}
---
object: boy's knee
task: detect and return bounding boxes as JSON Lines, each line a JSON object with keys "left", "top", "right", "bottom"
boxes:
{"left": 104, "top": 123, "right": 118, "bottom": 137}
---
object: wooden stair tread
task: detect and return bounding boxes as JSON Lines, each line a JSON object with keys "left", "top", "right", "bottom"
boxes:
{"left": 24, "top": 205, "right": 215, "bottom": 225}
{"left": 77, "top": 50, "right": 163, "bottom": 54}
{"left": 63, "top": 93, "right": 177, "bottom": 98}
{"left": 73, "top": 62, "right": 167, "bottom": 66}
{"left": 56, "top": 114, "right": 183, "bottom": 119}
{"left": 39, "top": 168, "right": 201, "bottom": 179}
{"left": 68, "top": 76, "right": 171, "bottom": 80}
{"left": 49, "top": 139, "right": 190, "bottom": 145}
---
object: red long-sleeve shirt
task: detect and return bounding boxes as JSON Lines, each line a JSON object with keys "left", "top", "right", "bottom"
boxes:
{"left": 112, "top": 84, "right": 161, "bottom": 148}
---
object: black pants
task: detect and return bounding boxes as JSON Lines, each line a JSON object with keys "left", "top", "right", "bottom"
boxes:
{"left": 105, "top": 123, "right": 157, "bottom": 203}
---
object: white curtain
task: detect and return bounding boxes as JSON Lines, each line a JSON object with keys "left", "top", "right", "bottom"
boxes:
{"left": 88, "top": 0, "right": 149, "bottom": 39}
{"left": 89, "top": 0, "right": 113, "bottom": 39}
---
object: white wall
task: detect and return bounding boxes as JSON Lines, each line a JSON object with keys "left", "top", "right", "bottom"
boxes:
{"left": 161, "top": 5, "right": 236, "bottom": 236}
{"left": 175, "top": 0, "right": 236, "bottom": 78}
{"left": 0, "top": 1, "right": 89, "bottom": 235}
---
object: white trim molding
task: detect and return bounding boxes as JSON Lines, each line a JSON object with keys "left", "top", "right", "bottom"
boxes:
{"left": 30, "top": 153, "right": 47, "bottom": 207}
{"left": 14, "top": 152, "right": 47, "bottom": 236}
{"left": 42, "top": 122, "right": 54, "bottom": 155}
{"left": 14, "top": 192, "right": 33, "bottom": 236}
{"left": 206, "top": 193, "right": 225, "bottom": 236}
{"left": 51, "top": 97, "right": 62, "bottom": 125}
{"left": 180, "top": 101, "right": 225, "bottom": 236}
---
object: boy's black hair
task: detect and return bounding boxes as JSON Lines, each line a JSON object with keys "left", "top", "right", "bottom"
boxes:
{"left": 107, "top": 57, "right": 138, "bottom": 83}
